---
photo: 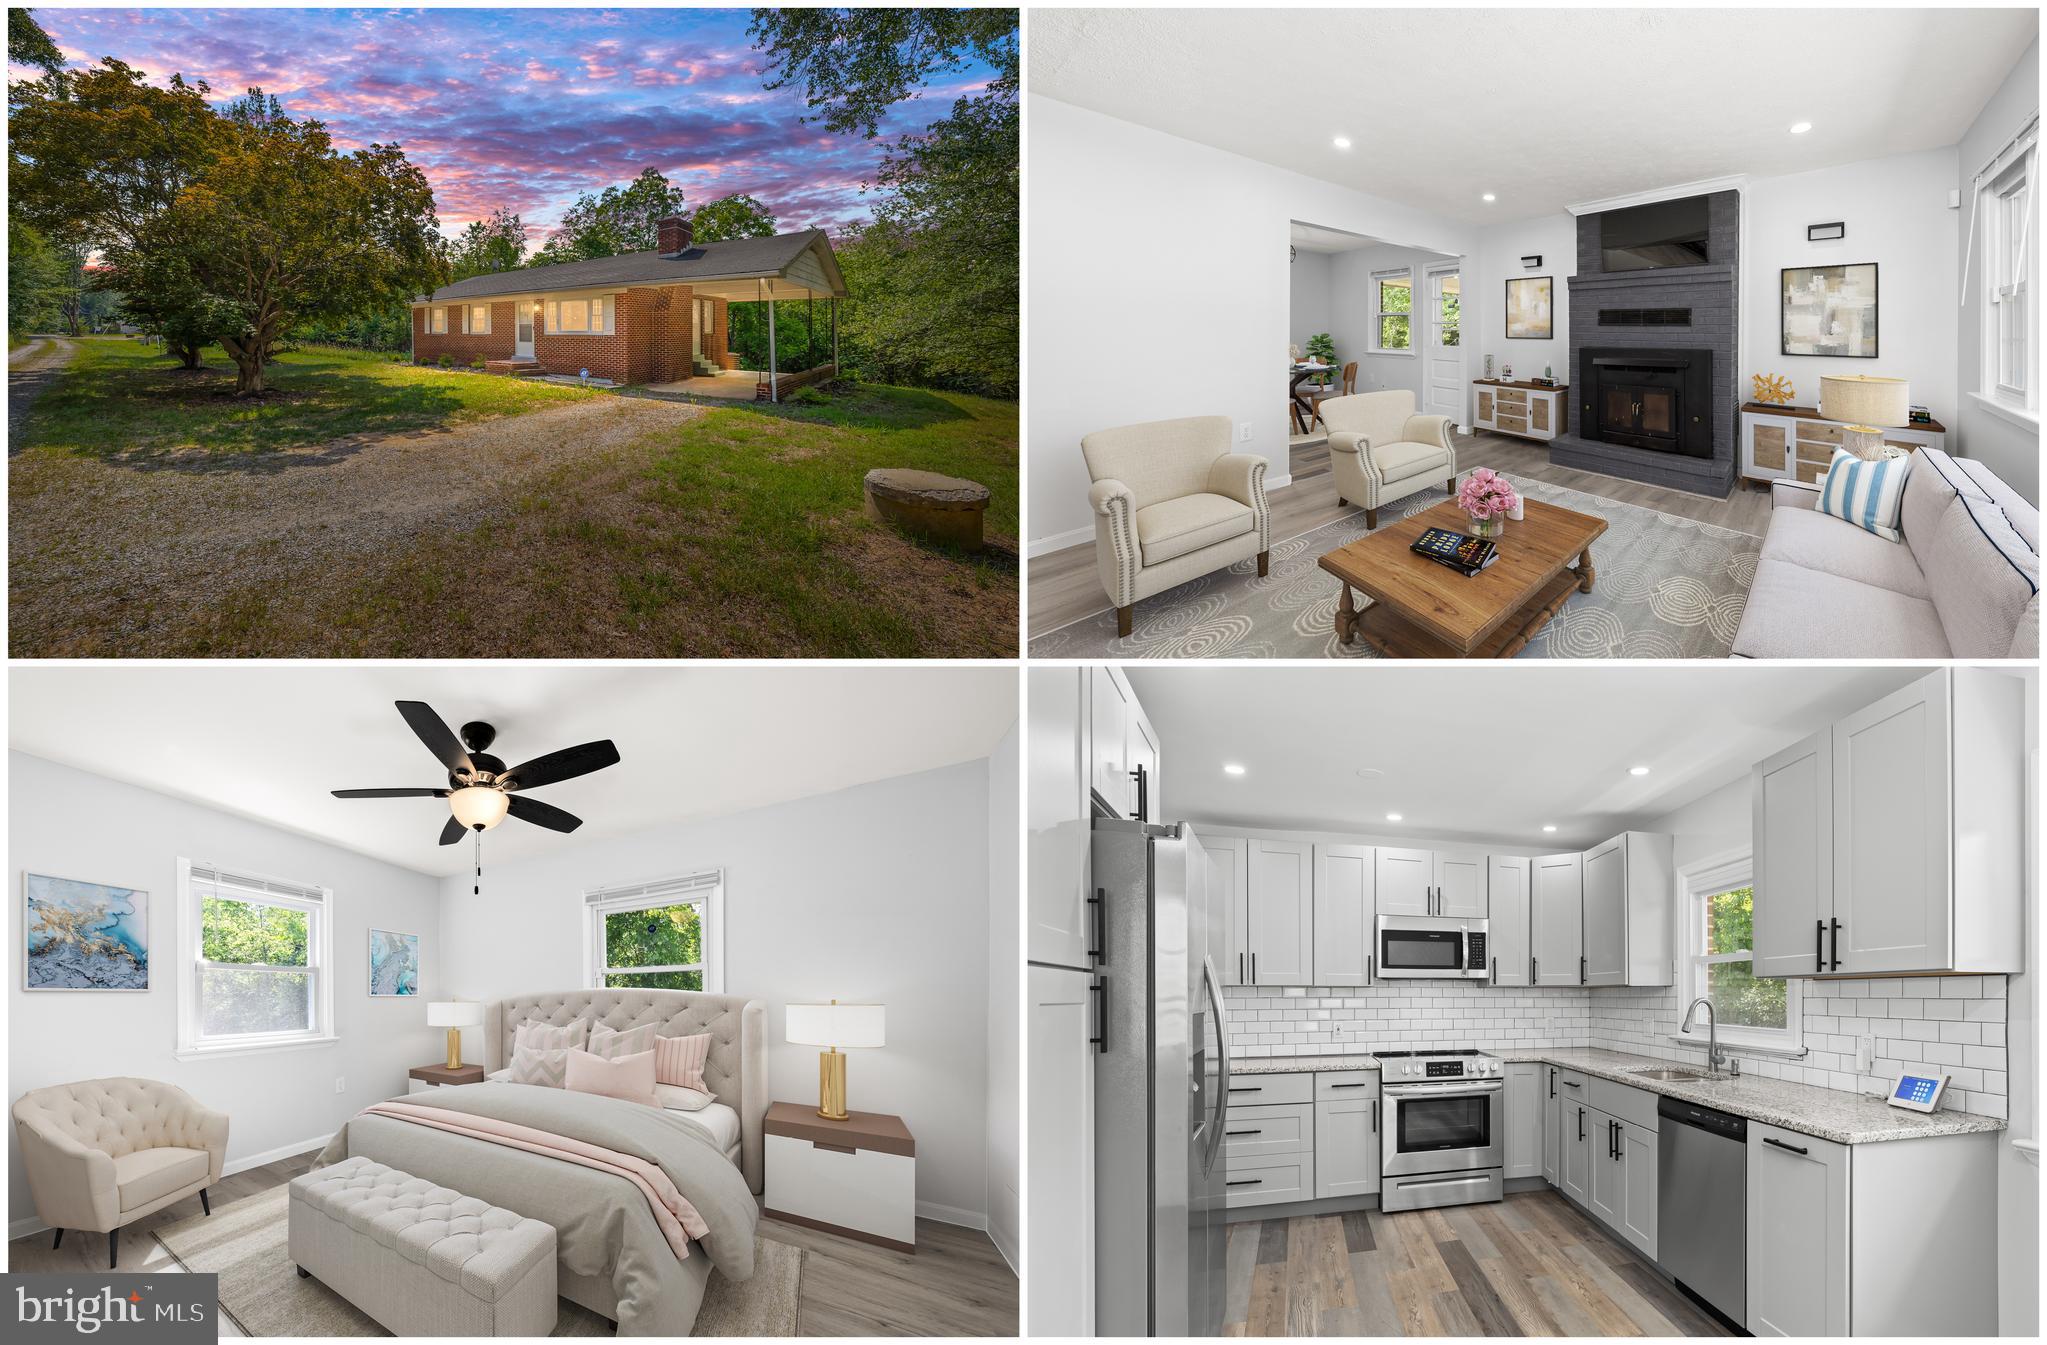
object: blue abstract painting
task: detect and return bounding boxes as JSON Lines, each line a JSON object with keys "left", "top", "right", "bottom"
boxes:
{"left": 25, "top": 873, "right": 149, "bottom": 991}
{"left": 369, "top": 928, "right": 419, "bottom": 997}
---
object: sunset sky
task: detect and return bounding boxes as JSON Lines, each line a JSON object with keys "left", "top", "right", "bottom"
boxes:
{"left": 22, "top": 7, "right": 994, "bottom": 245}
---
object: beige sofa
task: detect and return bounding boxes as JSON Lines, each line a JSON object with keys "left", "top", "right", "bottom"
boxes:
{"left": 1732, "top": 446, "right": 2039, "bottom": 658}
{"left": 1320, "top": 390, "right": 1459, "bottom": 528}
{"left": 13, "top": 1078, "right": 228, "bottom": 1267}
{"left": 1082, "top": 415, "right": 1271, "bottom": 637}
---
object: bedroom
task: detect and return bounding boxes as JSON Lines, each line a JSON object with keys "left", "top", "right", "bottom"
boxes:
{"left": 5, "top": 663, "right": 1020, "bottom": 1337}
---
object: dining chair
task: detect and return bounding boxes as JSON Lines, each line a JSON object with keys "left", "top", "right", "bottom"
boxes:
{"left": 1309, "top": 362, "right": 1359, "bottom": 430}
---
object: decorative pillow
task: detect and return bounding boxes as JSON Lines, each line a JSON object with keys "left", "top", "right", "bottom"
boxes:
{"left": 588, "top": 1022, "right": 659, "bottom": 1061}
{"left": 515, "top": 1019, "right": 589, "bottom": 1051}
{"left": 1817, "top": 448, "right": 1911, "bottom": 542}
{"left": 564, "top": 1047, "right": 658, "bottom": 1107}
{"left": 654, "top": 1032, "right": 713, "bottom": 1091}
{"left": 654, "top": 1083, "right": 715, "bottom": 1112}
{"left": 508, "top": 1044, "right": 571, "bottom": 1088}
{"left": 485, "top": 1068, "right": 511, "bottom": 1082}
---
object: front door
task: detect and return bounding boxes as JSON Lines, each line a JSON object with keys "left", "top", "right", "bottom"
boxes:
{"left": 516, "top": 301, "right": 535, "bottom": 358}
{"left": 1426, "top": 265, "right": 1465, "bottom": 429}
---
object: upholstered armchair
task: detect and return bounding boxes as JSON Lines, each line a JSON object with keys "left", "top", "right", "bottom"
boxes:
{"left": 13, "top": 1078, "right": 228, "bottom": 1267}
{"left": 1322, "top": 390, "right": 1459, "bottom": 529}
{"left": 1082, "top": 415, "right": 1271, "bottom": 637}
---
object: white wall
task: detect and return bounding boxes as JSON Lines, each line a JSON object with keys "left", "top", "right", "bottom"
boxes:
{"left": 1028, "top": 94, "right": 1475, "bottom": 552}
{"left": 1956, "top": 35, "right": 2041, "bottom": 505}
{"left": 983, "top": 721, "right": 1020, "bottom": 1270}
{"left": 8, "top": 753, "right": 443, "bottom": 1230}
{"left": 436, "top": 759, "right": 996, "bottom": 1224}
{"left": 1328, "top": 244, "right": 1455, "bottom": 404}
{"left": 1288, "top": 248, "right": 1331, "bottom": 355}
{"left": 1744, "top": 148, "right": 1960, "bottom": 427}
{"left": 1472, "top": 212, "right": 1578, "bottom": 386}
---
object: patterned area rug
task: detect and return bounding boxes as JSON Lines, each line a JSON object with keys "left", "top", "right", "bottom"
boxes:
{"left": 153, "top": 1184, "right": 802, "bottom": 1336}
{"left": 1029, "top": 480, "right": 1761, "bottom": 659}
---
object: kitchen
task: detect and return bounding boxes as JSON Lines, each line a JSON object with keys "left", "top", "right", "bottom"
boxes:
{"left": 1026, "top": 664, "right": 2037, "bottom": 1337}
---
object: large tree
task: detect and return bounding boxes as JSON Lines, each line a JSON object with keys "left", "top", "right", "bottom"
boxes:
{"left": 749, "top": 7, "right": 1017, "bottom": 139}
{"left": 8, "top": 8, "right": 64, "bottom": 76}
{"left": 690, "top": 193, "right": 776, "bottom": 243}
{"left": 449, "top": 206, "right": 528, "bottom": 280}
{"left": 533, "top": 167, "right": 689, "bottom": 263}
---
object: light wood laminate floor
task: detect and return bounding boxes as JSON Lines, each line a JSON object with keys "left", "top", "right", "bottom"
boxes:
{"left": 1029, "top": 431, "right": 1772, "bottom": 638}
{"left": 5, "top": 1147, "right": 1019, "bottom": 1338}
{"left": 1222, "top": 1189, "right": 1734, "bottom": 1337}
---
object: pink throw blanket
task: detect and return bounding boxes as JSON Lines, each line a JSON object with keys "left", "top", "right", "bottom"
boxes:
{"left": 360, "top": 1100, "right": 708, "bottom": 1260}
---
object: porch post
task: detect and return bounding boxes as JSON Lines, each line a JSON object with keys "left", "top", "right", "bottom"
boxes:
{"left": 766, "top": 277, "right": 778, "bottom": 403}
{"left": 807, "top": 294, "right": 815, "bottom": 371}
{"left": 832, "top": 297, "right": 839, "bottom": 373}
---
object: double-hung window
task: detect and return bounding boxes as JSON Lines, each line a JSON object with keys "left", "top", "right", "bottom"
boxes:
{"left": 461, "top": 304, "right": 491, "bottom": 335}
{"left": 1982, "top": 124, "right": 2036, "bottom": 412}
{"left": 546, "top": 296, "right": 615, "bottom": 336}
{"left": 1372, "top": 268, "right": 1413, "bottom": 353}
{"left": 176, "top": 860, "right": 335, "bottom": 1057}
{"left": 427, "top": 307, "right": 448, "bottom": 335}
{"left": 1681, "top": 855, "right": 1801, "bottom": 1054}
{"left": 584, "top": 870, "right": 723, "bottom": 992}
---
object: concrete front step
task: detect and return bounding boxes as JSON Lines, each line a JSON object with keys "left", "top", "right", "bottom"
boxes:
{"left": 483, "top": 358, "right": 546, "bottom": 378}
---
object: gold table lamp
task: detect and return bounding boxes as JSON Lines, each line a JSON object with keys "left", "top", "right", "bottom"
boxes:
{"left": 426, "top": 1000, "right": 484, "bottom": 1070}
{"left": 1820, "top": 374, "right": 1910, "bottom": 461}
{"left": 786, "top": 1000, "right": 886, "bottom": 1120}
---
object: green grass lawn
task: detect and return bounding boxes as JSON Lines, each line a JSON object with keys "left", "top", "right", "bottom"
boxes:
{"left": 16, "top": 337, "right": 597, "bottom": 457}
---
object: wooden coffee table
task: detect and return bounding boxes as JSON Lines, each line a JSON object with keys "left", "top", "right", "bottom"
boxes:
{"left": 1318, "top": 498, "right": 1608, "bottom": 657}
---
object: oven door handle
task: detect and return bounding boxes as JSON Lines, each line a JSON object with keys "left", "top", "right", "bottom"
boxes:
{"left": 1382, "top": 1082, "right": 1504, "bottom": 1099}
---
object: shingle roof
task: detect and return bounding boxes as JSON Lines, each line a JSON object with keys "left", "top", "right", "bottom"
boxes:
{"left": 427, "top": 228, "right": 838, "bottom": 301}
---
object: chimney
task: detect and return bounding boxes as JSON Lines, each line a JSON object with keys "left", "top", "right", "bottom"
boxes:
{"left": 657, "top": 216, "right": 692, "bottom": 255}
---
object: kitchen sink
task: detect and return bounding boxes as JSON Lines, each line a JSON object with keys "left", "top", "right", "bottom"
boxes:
{"left": 1630, "top": 1067, "right": 1721, "bottom": 1082}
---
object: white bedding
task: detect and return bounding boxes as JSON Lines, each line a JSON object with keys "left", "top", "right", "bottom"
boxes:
{"left": 482, "top": 1070, "right": 740, "bottom": 1157}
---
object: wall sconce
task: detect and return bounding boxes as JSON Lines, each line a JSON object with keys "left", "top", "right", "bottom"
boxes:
{"left": 1806, "top": 222, "right": 1845, "bottom": 242}
{"left": 1521, "top": 255, "right": 1543, "bottom": 268}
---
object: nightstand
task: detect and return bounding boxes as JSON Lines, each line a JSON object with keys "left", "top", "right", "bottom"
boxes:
{"left": 406, "top": 1062, "right": 486, "bottom": 1093}
{"left": 763, "top": 1101, "right": 916, "bottom": 1252}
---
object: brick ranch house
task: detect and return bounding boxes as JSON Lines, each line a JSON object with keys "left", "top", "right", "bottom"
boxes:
{"left": 411, "top": 216, "right": 848, "bottom": 400}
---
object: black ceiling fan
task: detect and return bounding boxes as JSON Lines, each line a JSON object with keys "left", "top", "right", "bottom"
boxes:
{"left": 333, "top": 701, "right": 621, "bottom": 846}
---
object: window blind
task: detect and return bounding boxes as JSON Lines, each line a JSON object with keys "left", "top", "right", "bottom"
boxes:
{"left": 584, "top": 869, "right": 721, "bottom": 908}
{"left": 190, "top": 861, "right": 326, "bottom": 906}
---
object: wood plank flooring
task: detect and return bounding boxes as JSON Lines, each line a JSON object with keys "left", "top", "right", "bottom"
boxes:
{"left": 1028, "top": 430, "right": 1772, "bottom": 638}
{"left": 5, "top": 1146, "right": 1018, "bottom": 1338}
{"left": 1219, "top": 1190, "right": 1735, "bottom": 1337}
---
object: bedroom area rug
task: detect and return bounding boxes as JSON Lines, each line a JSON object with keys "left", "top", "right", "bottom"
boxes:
{"left": 153, "top": 1185, "right": 804, "bottom": 1337}
{"left": 1026, "top": 479, "right": 1762, "bottom": 659}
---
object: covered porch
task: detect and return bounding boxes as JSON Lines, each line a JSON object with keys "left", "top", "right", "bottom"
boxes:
{"left": 644, "top": 364, "right": 840, "bottom": 401}
{"left": 676, "top": 258, "right": 845, "bottom": 401}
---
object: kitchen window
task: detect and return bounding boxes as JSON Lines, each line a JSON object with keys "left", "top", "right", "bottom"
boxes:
{"left": 584, "top": 869, "right": 723, "bottom": 992}
{"left": 1372, "top": 268, "right": 1413, "bottom": 353}
{"left": 546, "top": 296, "right": 615, "bottom": 336}
{"left": 1982, "top": 128, "right": 2036, "bottom": 412}
{"left": 176, "top": 860, "right": 336, "bottom": 1058}
{"left": 1681, "top": 856, "right": 1801, "bottom": 1053}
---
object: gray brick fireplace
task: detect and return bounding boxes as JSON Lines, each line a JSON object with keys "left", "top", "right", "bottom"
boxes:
{"left": 1547, "top": 190, "right": 1740, "bottom": 497}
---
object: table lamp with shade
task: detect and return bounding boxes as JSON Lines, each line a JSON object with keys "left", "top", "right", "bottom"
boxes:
{"left": 786, "top": 1000, "right": 885, "bottom": 1121}
{"left": 427, "top": 1000, "right": 484, "bottom": 1070}
{"left": 1820, "top": 374, "right": 1910, "bottom": 461}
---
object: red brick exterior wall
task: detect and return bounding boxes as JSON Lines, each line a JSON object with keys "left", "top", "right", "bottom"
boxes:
{"left": 412, "top": 300, "right": 516, "bottom": 366}
{"left": 708, "top": 298, "right": 737, "bottom": 371}
{"left": 531, "top": 292, "right": 631, "bottom": 383}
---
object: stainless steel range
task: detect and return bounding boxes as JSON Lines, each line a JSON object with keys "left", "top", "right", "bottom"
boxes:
{"left": 1376, "top": 1049, "right": 1505, "bottom": 1212}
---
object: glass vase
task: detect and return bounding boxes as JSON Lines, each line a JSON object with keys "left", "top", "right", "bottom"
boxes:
{"left": 1470, "top": 513, "right": 1503, "bottom": 542}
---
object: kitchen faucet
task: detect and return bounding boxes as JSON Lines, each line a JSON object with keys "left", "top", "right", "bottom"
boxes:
{"left": 1681, "top": 997, "right": 1730, "bottom": 1077}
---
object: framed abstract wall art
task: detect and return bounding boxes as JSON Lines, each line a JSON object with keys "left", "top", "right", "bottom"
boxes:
{"left": 1781, "top": 262, "right": 1879, "bottom": 357}
{"left": 1505, "top": 276, "right": 1553, "bottom": 339}
{"left": 369, "top": 927, "right": 420, "bottom": 996}
{"left": 25, "top": 873, "right": 149, "bottom": 991}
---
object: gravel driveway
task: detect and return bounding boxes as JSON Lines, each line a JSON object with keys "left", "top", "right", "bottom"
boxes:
{"left": 10, "top": 394, "right": 699, "bottom": 654}
{"left": 9, "top": 337, "right": 76, "bottom": 449}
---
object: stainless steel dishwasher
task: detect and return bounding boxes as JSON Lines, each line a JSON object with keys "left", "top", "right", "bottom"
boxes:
{"left": 1656, "top": 1094, "right": 1746, "bottom": 1328}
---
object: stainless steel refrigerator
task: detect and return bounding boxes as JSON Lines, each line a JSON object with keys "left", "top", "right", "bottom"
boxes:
{"left": 1093, "top": 816, "right": 1230, "bottom": 1337}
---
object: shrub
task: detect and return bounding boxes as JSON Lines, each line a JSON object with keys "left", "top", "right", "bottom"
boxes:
{"left": 437, "top": 353, "right": 453, "bottom": 369}
{"left": 470, "top": 356, "right": 486, "bottom": 371}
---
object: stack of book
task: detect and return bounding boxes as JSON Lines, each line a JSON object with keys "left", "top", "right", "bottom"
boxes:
{"left": 1410, "top": 526, "right": 1499, "bottom": 577}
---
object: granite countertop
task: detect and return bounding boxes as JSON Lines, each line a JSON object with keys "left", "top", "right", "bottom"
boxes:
{"left": 1229, "top": 1046, "right": 2006, "bottom": 1146}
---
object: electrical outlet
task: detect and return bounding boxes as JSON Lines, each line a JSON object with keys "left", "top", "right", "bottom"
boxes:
{"left": 334, "top": 1076, "right": 346, "bottom": 1094}
{"left": 1856, "top": 1037, "right": 1875, "bottom": 1074}
{"left": 1237, "top": 422, "right": 1253, "bottom": 444}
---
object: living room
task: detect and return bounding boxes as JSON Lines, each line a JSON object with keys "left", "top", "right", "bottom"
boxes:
{"left": 1025, "top": 7, "right": 2039, "bottom": 659}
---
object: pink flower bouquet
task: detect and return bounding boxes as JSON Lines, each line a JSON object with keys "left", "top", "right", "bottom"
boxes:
{"left": 1456, "top": 468, "right": 1520, "bottom": 538}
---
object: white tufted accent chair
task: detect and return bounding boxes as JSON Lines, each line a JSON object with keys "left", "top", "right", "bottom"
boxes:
{"left": 1321, "top": 390, "right": 1459, "bottom": 529}
{"left": 13, "top": 1077, "right": 228, "bottom": 1267}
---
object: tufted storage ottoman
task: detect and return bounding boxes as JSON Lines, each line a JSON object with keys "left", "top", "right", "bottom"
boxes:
{"left": 288, "top": 1156, "right": 557, "bottom": 1337}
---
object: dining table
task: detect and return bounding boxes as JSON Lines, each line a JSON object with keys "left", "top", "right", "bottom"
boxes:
{"left": 1288, "top": 362, "right": 1334, "bottom": 434}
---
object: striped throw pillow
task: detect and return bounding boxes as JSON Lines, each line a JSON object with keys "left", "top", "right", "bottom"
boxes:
{"left": 654, "top": 1033, "right": 713, "bottom": 1091}
{"left": 588, "top": 1022, "right": 659, "bottom": 1061}
{"left": 1817, "top": 448, "right": 1911, "bottom": 541}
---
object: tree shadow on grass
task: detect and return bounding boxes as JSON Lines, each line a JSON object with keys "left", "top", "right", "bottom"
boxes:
{"left": 740, "top": 381, "right": 979, "bottom": 432}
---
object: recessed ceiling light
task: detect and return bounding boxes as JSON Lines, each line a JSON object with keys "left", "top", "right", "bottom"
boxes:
{"left": 1355, "top": 767, "right": 1384, "bottom": 780}
{"left": 1385, "top": 812, "right": 1403, "bottom": 822}
{"left": 1333, "top": 135, "right": 1352, "bottom": 150}
{"left": 1630, "top": 766, "right": 1651, "bottom": 776}
{"left": 1790, "top": 121, "right": 1812, "bottom": 135}
{"left": 1482, "top": 193, "right": 1497, "bottom": 203}
{"left": 1542, "top": 825, "right": 1558, "bottom": 833}
{"left": 1223, "top": 763, "right": 1246, "bottom": 776}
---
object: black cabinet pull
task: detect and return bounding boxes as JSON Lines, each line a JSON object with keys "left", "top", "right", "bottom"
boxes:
{"left": 1227, "top": 1086, "right": 1262, "bottom": 1094}
{"left": 1329, "top": 1082, "right": 1370, "bottom": 1089}
{"left": 1129, "top": 763, "right": 1148, "bottom": 820}
{"left": 1089, "top": 889, "right": 1106, "bottom": 965}
{"left": 1226, "top": 1178, "right": 1263, "bottom": 1187}
{"left": 1562, "top": 1080, "right": 1581, "bottom": 1089}
{"left": 1829, "top": 918, "right": 1842, "bottom": 972}
{"left": 1491, "top": 955, "right": 1498, "bottom": 985}
{"left": 1370, "top": 1100, "right": 1379, "bottom": 1132}
{"left": 1089, "top": 980, "right": 1107, "bottom": 1054}
{"left": 1577, "top": 1106, "right": 1585, "bottom": 1141}
{"left": 1548, "top": 1069, "right": 1556, "bottom": 1099}
{"left": 1579, "top": 955, "right": 1586, "bottom": 985}
{"left": 1532, "top": 956, "right": 1539, "bottom": 984}
{"left": 1225, "top": 1128, "right": 1261, "bottom": 1136}
{"left": 1238, "top": 952, "right": 1244, "bottom": 983}
{"left": 1815, "top": 918, "right": 1824, "bottom": 973}
{"left": 1612, "top": 1120, "right": 1621, "bottom": 1161}
{"left": 1764, "top": 1136, "right": 1810, "bottom": 1156}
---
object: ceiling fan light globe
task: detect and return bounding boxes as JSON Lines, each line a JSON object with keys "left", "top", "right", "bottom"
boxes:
{"left": 449, "top": 786, "right": 510, "bottom": 831}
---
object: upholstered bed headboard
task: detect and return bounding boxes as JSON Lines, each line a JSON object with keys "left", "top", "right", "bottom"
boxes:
{"left": 483, "top": 988, "right": 767, "bottom": 1193}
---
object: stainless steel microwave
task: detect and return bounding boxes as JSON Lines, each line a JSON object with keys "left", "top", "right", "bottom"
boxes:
{"left": 1376, "top": 914, "right": 1490, "bottom": 979}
